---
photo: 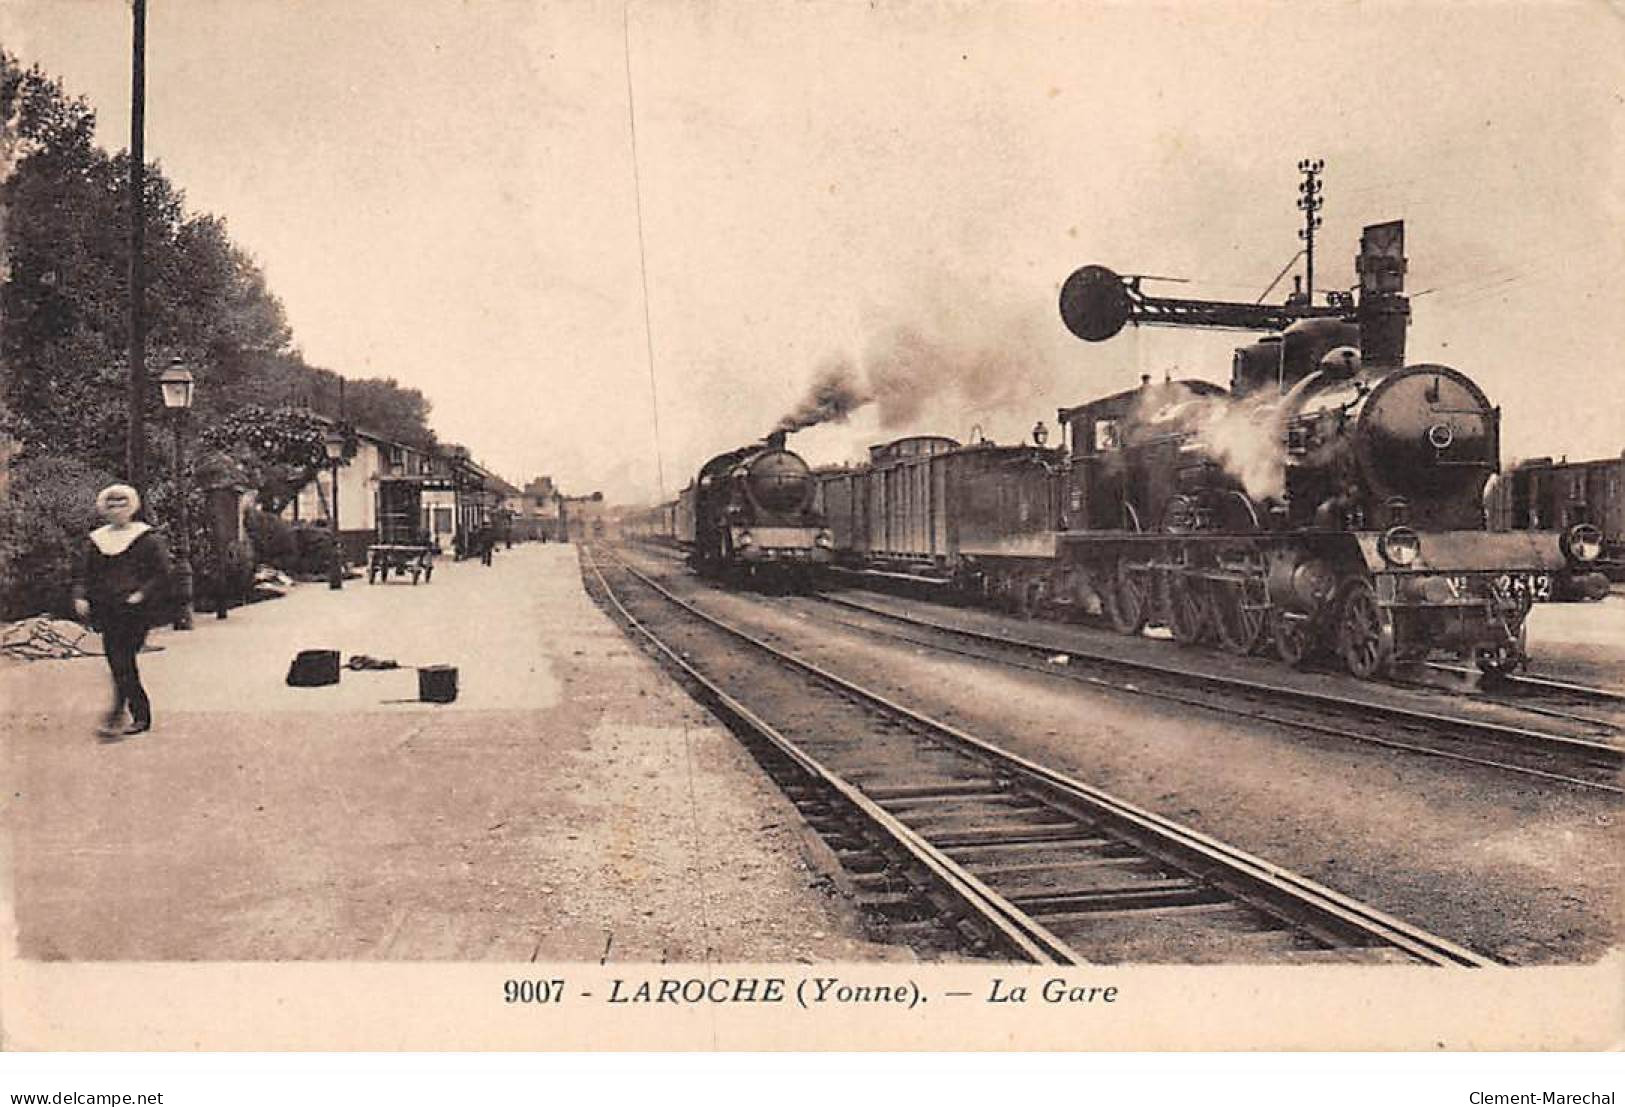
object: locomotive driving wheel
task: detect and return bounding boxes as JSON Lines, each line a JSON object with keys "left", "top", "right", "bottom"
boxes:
{"left": 1211, "top": 549, "right": 1269, "bottom": 655}
{"left": 1104, "top": 559, "right": 1149, "bottom": 635}
{"left": 1213, "top": 576, "right": 1268, "bottom": 655}
{"left": 1165, "top": 569, "right": 1212, "bottom": 646}
{"left": 1271, "top": 610, "right": 1316, "bottom": 667}
{"left": 1336, "top": 580, "right": 1394, "bottom": 679}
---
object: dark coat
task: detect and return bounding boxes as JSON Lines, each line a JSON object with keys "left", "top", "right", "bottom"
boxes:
{"left": 72, "top": 529, "right": 172, "bottom": 630}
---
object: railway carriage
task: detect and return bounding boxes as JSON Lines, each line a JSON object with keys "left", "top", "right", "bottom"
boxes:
{"left": 624, "top": 499, "right": 680, "bottom": 546}
{"left": 815, "top": 435, "right": 1066, "bottom": 609}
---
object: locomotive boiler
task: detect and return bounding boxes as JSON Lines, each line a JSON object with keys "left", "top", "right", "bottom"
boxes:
{"left": 678, "top": 430, "right": 833, "bottom": 583}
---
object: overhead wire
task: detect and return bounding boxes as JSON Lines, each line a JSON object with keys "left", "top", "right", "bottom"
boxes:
{"left": 624, "top": 3, "right": 666, "bottom": 499}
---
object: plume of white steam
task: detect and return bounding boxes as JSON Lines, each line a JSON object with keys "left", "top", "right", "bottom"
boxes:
{"left": 1198, "top": 392, "right": 1289, "bottom": 501}
{"left": 1132, "top": 382, "right": 1290, "bottom": 502}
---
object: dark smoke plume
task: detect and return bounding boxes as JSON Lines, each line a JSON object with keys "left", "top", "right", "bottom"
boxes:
{"left": 770, "top": 298, "right": 1059, "bottom": 436}
{"left": 863, "top": 322, "right": 1046, "bottom": 430}
{"left": 775, "top": 357, "right": 871, "bottom": 432}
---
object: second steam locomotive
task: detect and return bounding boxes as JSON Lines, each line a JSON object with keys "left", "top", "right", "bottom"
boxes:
{"left": 639, "top": 430, "right": 833, "bottom": 584}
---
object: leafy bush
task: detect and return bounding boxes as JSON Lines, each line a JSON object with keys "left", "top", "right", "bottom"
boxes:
{"left": 245, "top": 507, "right": 298, "bottom": 569}
{"left": 291, "top": 525, "right": 336, "bottom": 577}
{"left": 0, "top": 452, "right": 117, "bottom": 618}
{"left": 194, "top": 536, "right": 256, "bottom": 609}
{"left": 243, "top": 508, "right": 333, "bottom": 577}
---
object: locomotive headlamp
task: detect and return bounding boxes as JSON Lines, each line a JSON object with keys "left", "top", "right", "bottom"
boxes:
{"left": 735, "top": 530, "right": 754, "bottom": 549}
{"left": 1427, "top": 422, "right": 1455, "bottom": 450}
{"left": 1562, "top": 523, "right": 1604, "bottom": 563}
{"left": 1379, "top": 526, "right": 1422, "bottom": 567}
{"left": 815, "top": 529, "right": 834, "bottom": 549}
{"left": 1032, "top": 421, "right": 1049, "bottom": 447}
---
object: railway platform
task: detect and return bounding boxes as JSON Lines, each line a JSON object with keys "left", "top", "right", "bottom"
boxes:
{"left": 0, "top": 543, "right": 892, "bottom": 962}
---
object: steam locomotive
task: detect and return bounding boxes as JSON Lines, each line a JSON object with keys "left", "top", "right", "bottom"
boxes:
{"left": 652, "top": 430, "right": 833, "bottom": 584}
{"left": 814, "top": 221, "right": 1610, "bottom": 678}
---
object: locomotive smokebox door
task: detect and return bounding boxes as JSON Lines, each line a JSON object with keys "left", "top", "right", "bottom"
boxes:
{"left": 1060, "top": 265, "right": 1133, "bottom": 342}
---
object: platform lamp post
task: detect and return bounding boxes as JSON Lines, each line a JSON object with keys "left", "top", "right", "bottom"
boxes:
{"left": 323, "top": 428, "right": 347, "bottom": 590}
{"left": 158, "top": 357, "right": 195, "bottom": 630}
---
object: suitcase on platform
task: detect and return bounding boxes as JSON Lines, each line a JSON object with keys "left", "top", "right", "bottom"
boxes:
{"left": 286, "top": 649, "right": 341, "bottom": 687}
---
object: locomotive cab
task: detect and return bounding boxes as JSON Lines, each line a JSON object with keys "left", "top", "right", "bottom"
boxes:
{"left": 1059, "top": 377, "right": 1231, "bottom": 533}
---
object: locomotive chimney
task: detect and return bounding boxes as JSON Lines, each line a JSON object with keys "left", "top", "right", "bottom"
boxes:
{"left": 766, "top": 429, "right": 787, "bottom": 451}
{"left": 1356, "top": 221, "right": 1410, "bottom": 369}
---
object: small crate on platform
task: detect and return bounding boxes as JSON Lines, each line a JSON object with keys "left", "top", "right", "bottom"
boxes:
{"left": 417, "top": 664, "right": 458, "bottom": 703}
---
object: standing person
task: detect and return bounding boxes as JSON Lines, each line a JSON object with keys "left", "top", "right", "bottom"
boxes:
{"left": 71, "top": 484, "right": 171, "bottom": 740}
{"left": 479, "top": 523, "right": 495, "bottom": 567}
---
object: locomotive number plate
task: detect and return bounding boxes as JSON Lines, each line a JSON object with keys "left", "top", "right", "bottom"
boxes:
{"left": 1493, "top": 572, "right": 1554, "bottom": 603}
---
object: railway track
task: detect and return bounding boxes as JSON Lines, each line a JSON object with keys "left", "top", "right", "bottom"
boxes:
{"left": 1420, "top": 664, "right": 1625, "bottom": 732}
{"left": 804, "top": 590, "right": 1624, "bottom": 797}
{"left": 623, "top": 542, "right": 1622, "bottom": 791}
{"left": 822, "top": 561, "right": 1624, "bottom": 730}
{"left": 584, "top": 546, "right": 1495, "bottom": 966}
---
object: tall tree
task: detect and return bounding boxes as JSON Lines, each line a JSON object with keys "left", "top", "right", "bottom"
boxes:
{"left": 0, "top": 53, "right": 446, "bottom": 614}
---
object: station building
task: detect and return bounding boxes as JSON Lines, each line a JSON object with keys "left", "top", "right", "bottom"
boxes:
{"left": 283, "top": 423, "right": 519, "bottom": 564}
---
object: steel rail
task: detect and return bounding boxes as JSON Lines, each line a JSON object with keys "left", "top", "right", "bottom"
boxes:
{"left": 823, "top": 561, "right": 1624, "bottom": 725}
{"left": 600, "top": 549, "right": 1496, "bottom": 967}
{"left": 581, "top": 547, "right": 1082, "bottom": 965}
{"left": 812, "top": 591, "right": 1624, "bottom": 797}
{"left": 1421, "top": 663, "right": 1625, "bottom": 733}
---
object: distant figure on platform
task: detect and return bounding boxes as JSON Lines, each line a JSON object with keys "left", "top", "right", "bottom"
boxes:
{"left": 478, "top": 524, "right": 495, "bottom": 566}
{"left": 71, "top": 484, "right": 172, "bottom": 740}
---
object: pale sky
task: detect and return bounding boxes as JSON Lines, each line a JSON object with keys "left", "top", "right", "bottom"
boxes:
{"left": 5, "top": 0, "right": 1623, "bottom": 504}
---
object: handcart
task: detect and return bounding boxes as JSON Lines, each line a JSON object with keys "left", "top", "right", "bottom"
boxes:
{"left": 367, "top": 475, "right": 438, "bottom": 585}
{"left": 366, "top": 542, "right": 434, "bottom": 584}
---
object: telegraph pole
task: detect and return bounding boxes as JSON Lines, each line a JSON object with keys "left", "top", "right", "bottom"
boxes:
{"left": 1296, "top": 158, "right": 1324, "bottom": 306}
{"left": 126, "top": 0, "right": 147, "bottom": 493}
